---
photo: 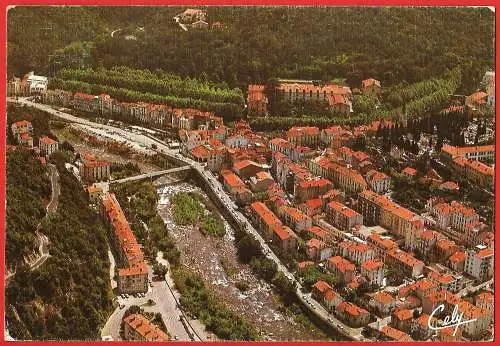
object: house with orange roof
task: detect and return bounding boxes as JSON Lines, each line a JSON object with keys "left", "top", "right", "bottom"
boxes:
{"left": 87, "top": 184, "right": 104, "bottom": 204}
{"left": 416, "top": 229, "right": 444, "bottom": 260}
{"left": 336, "top": 301, "right": 370, "bottom": 327}
{"left": 323, "top": 288, "right": 344, "bottom": 312}
{"left": 357, "top": 189, "right": 390, "bottom": 226}
{"left": 465, "top": 245, "right": 494, "bottom": 282}
{"left": 222, "top": 169, "right": 252, "bottom": 204}
{"left": 368, "top": 291, "right": 397, "bottom": 316}
{"left": 435, "top": 238, "right": 459, "bottom": 262}
{"left": 273, "top": 225, "right": 298, "bottom": 252}
{"left": 247, "top": 84, "right": 268, "bottom": 116}
{"left": 290, "top": 145, "right": 316, "bottom": 163}
{"left": 250, "top": 201, "right": 282, "bottom": 239}
{"left": 338, "top": 240, "right": 375, "bottom": 266}
{"left": 430, "top": 200, "right": 479, "bottom": 233}
{"left": 249, "top": 170, "right": 274, "bottom": 192}
{"left": 367, "top": 233, "right": 398, "bottom": 260}
{"left": 441, "top": 143, "right": 494, "bottom": 161}
{"left": 326, "top": 256, "right": 355, "bottom": 284}
{"left": 360, "top": 258, "right": 384, "bottom": 286}
{"left": 464, "top": 159, "right": 494, "bottom": 189}
{"left": 379, "top": 325, "right": 412, "bottom": 342}
{"left": 307, "top": 226, "right": 335, "bottom": 245}
{"left": 269, "top": 137, "right": 294, "bottom": 157}
{"left": 448, "top": 251, "right": 466, "bottom": 273}
{"left": 285, "top": 126, "right": 320, "bottom": 147}
{"left": 428, "top": 271, "right": 459, "bottom": 293}
{"left": 402, "top": 166, "right": 417, "bottom": 180}
{"left": 361, "top": 78, "right": 381, "bottom": 98}
{"left": 391, "top": 308, "right": 413, "bottom": 332}
{"left": 386, "top": 248, "right": 424, "bottom": 278}
{"left": 275, "top": 81, "right": 352, "bottom": 114}
{"left": 39, "top": 136, "right": 59, "bottom": 156}
{"left": 306, "top": 238, "right": 332, "bottom": 262}
{"left": 233, "top": 159, "right": 268, "bottom": 180}
{"left": 439, "top": 181, "right": 459, "bottom": 193}
{"left": 339, "top": 146, "right": 370, "bottom": 168}
{"left": 298, "top": 198, "right": 323, "bottom": 217}
{"left": 466, "top": 91, "right": 489, "bottom": 111}
{"left": 326, "top": 201, "right": 363, "bottom": 232}
{"left": 311, "top": 280, "right": 333, "bottom": 300}
{"left": 280, "top": 206, "right": 312, "bottom": 233}
{"left": 80, "top": 154, "right": 110, "bottom": 182}
{"left": 410, "top": 313, "right": 433, "bottom": 340}
{"left": 365, "top": 169, "right": 391, "bottom": 193}
{"left": 456, "top": 299, "right": 492, "bottom": 339}
{"left": 475, "top": 291, "right": 493, "bottom": 316}
{"left": 295, "top": 177, "right": 332, "bottom": 202}
{"left": 412, "top": 279, "right": 438, "bottom": 299}
{"left": 123, "top": 313, "right": 170, "bottom": 341}
{"left": 320, "top": 126, "right": 354, "bottom": 148}
{"left": 421, "top": 290, "right": 459, "bottom": 315}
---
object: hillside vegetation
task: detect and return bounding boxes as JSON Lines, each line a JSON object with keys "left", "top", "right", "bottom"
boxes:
{"left": 8, "top": 7, "right": 494, "bottom": 95}
{"left": 6, "top": 151, "right": 113, "bottom": 340}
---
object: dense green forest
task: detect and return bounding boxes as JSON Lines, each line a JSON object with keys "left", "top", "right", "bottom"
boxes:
{"left": 8, "top": 6, "right": 494, "bottom": 95}
{"left": 6, "top": 150, "right": 51, "bottom": 269}
{"left": 6, "top": 151, "right": 113, "bottom": 340}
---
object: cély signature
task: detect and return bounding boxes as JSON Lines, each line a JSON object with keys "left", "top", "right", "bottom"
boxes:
{"left": 428, "top": 304, "right": 477, "bottom": 336}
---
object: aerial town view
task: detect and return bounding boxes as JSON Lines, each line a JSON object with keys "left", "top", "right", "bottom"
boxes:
{"left": 4, "top": 6, "right": 495, "bottom": 342}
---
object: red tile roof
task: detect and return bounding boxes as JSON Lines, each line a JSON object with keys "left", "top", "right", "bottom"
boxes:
{"left": 123, "top": 314, "right": 170, "bottom": 341}
{"left": 39, "top": 136, "right": 57, "bottom": 145}
{"left": 402, "top": 167, "right": 417, "bottom": 176}
{"left": 361, "top": 259, "right": 384, "bottom": 271}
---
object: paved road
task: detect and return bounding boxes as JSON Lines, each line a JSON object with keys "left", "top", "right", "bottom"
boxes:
{"left": 46, "top": 163, "right": 60, "bottom": 214}
{"left": 30, "top": 163, "right": 60, "bottom": 271}
{"left": 10, "top": 97, "right": 362, "bottom": 340}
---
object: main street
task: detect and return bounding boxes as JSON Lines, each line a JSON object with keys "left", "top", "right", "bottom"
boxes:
{"left": 9, "top": 97, "right": 363, "bottom": 340}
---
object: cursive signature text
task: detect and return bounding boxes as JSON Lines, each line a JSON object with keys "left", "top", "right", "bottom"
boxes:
{"left": 428, "top": 304, "right": 476, "bottom": 336}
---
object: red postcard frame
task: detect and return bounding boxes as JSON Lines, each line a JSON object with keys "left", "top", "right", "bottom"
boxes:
{"left": 0, "top": 1, "right": 497, "bottom": 345}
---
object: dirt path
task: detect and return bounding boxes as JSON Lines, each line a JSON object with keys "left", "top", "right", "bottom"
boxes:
{"left": 157, "top": 183, "right": 329, "bottom": 341}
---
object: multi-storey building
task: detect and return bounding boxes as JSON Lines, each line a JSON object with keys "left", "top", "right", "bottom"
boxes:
{"left": 326, "top": 201, "right": 363, "bottom": 232}
{"left": 465, "top": 245, "right": 494, "bottom": 282}
{"left": 79, "top": 154, "right": 110, "bottom": 182}
{"left": 386, "top": 248, "right": 424, "bottom": 278}
{"left": 360, "top": 259, "right": 384, "bottom": 286}
{"left": 101, "top": 194, "right": 148, "bottom": 294}
{"left": 327, "top": 256, "right": 355, "bottom": 283}
{"left": 247, "top": 84, "right": 268, "bottom": 116}
{"left": 39, "top": 136, "right": 59, "bottom": 157}
{"left": 123, "top": 314, "right": 170, "bottom": 341}
{"left": 285, "top": 126, "right": 320, "bottom": 147}
{"left": 338, "top": 240, "right": 375, "bottom": 266}
{"left": 441, "top": 144, "right": 495, "bottom": 161}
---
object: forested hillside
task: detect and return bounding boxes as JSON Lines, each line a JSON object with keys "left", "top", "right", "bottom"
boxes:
{"left": 6, "top": 150, "right": 51, "bottom": 269}
{"left": 8, "top": 6, "right": 494, "bottom": 94}
{"left": 6, "top": 151, "right": 114, "bottom": 340}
